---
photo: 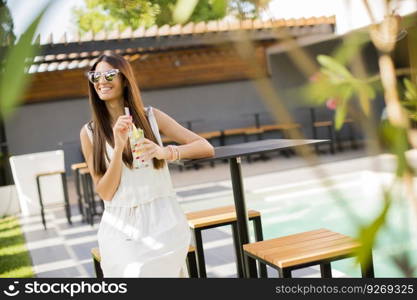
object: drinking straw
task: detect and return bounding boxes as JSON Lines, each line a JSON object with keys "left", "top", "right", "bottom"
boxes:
{"left": 124, "top": 107, "right": 137, "bottom": 131}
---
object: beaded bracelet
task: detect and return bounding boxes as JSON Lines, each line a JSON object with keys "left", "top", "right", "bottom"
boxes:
{"left": 167, "top": 145, "right": 180, "bottom": 161}
{"left": 176, "top": 145, "right": 181, "bottom": 161}
{"left": 167, "top": 145, "right": 175, "bottom": 161}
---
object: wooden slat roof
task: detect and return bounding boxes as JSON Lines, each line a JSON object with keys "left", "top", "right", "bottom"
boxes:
{"left": 28, "top": 16, "right": 335, "bottom": 73}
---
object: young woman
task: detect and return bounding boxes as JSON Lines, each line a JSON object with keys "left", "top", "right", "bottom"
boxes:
{"left": 80, "top": 53, "right": 214, "bottom": 277}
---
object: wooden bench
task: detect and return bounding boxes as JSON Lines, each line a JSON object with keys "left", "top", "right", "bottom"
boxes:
{"left": 243, "top": 228, "right": 374, "bottom": 278}
{"left": 91, "top": 246, "right": 199, "bottom": 278}
{"left": 244, "top": 128, "right": 264, "bottom": 136}
{"left": 310, "top": 108, "right": 357, "bottom": 154}
{"left": 309, "top": 108, "right": 335, "bottom": 154}
{"left": 223, "top": 127, "right": 256, "bottom": 137}
{"left": 186, "top": 205, "right": 267, "bottom": 278}
{"left": 198, "top": 130, "right": 222, "bottom": 140}
{"left": 260, "top": 123, "right": 301, "bottom": 133}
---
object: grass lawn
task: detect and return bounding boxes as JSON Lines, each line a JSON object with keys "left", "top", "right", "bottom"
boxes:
{"left": 0, "top": 216, "right": 34, "bottom": 277}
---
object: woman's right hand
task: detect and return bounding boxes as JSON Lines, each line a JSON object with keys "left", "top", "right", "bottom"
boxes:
{"left": 113, "top": 115, "right": 132, "bottom": 151}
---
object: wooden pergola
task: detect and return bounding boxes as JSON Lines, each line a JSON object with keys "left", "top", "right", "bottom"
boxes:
{"left": 24, "top": 16, "right": 336, "bottom": 103}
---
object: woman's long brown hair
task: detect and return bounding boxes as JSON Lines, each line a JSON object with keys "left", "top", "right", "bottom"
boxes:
{"left": 87, "top": 53, "right": 165, "bottom": 176}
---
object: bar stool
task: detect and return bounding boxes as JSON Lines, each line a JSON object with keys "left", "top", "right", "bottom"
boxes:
{"left": 309, "top": 108, "right": 335, "bottom": 154}
{"left": 90, "top": 246, "right": 199, "bottom": 278}
{"left": 79, "top": 168, "right": 103, "bottom": 226}
{"left": 35, "top": 170, "right": 72, "bottom": 230}
{"left": 186, "top": 205, "right": 267, "bottom": 278}
{"left": 71, "top": 162, "right": 87, "bottom": 219}
{"left": 243, "top": 228, "right": 375, "bottom": 278}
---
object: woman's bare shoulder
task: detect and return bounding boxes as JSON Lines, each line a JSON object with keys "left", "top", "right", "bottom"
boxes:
{"left": 80, "top": 121, "right": 93, "bottom": 144}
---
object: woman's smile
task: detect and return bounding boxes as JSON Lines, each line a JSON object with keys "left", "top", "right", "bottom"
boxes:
{"left": 98, "top": 85, "right": 113, "bottom": 94}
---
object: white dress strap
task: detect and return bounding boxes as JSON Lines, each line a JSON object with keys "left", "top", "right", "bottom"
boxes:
{"left": 84, "top": 122, "right": 93, "bottom": 143}
{"left": 146, "top": 106, "right": 163, "bottom": 147}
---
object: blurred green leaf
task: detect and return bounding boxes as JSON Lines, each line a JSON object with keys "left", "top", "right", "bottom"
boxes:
{"left": 73, "top": 0, "right": 243, "bottom": 31}
{"left": 317, "top": 55, "right": 353, "bottom": 80}
{"left": 355, "top": 82, "right": 374, "bottom": 115}
{"left": 379, "top": 121, "right": 412, "bottom": 176}
{"left": 172, "top": 0, "right": 199, "bottom": 24}
{"left": 212, "top": 0, "right": 227, "bottom": 16}
{"left": 335, "top": 102, "right": 346, "bottom": 130}
{"left": 301, "top": 53, "right": 376, "bottom": 125}
{"left": 400, "top": 78, "right": 417, "bottom": 122}
{"left": 0, "top": 5, "right": 48, "bottom": 117}
{"left": 333, "top": 32, "right": 369, "bottom": 65}
{"left": 404, "top": 78, "right": 417, "bottom": 99}
{"left": 355, "top": 192, "right": 391, "bottom": 271}
{"left": 0, "top": 0, "right": 16, "bottom": 48}
{"left": 334, "top": 87, "right": 352, "bottom": 129}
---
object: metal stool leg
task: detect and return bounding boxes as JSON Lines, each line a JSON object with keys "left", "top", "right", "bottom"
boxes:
{"left": 320, "top": 262, "right": 332, "bottom": 278}
{"left": 312, "top": 127, "right": 320, "bottom": 154}
{"left": 74, "top": 169, "right": 84, "bottom": 217}
{"left": 86, "top": 174, "right": 97, "bottom": 216}
{"left": 186, "top": 250, "right": 199, "bottom": 278}
{"left": 61, "top": 173, "right": 72, "bottom": 225}
{"left": 231, "top": 222, "right": 245, "bottom": 277}
{"left": 244, "top": 135, "right": 253, "bottom": 163}
{"left": 253, "top": 216, "right": 268, "bottom": 278}
{"left": 348, "top": 123, "right": 357, "bottom": 149}
{"left": 192, "top": 228, "right": 207, "bottom": 278}
{"left": 278, "top": 268, "right": 292, "bottom": 278}
{"left": 310, "top": 108, "right": 320, "bottom": 154}
{"left": 81, "top": 173, "right": 93, "bottom": 226}
{"left": 336, "top": 131, "right": 344, "bottom": 152}
{"left": 361, "top": 251, "right": 375, "bottom": 278}
{"left": 243, "top": 252, "right": 258, "bottom": 278}
{"left": 327, "top": 125, "right": 335, "bottom": 154}
{"left": 36, "top": 176, "right": 47, "bottom": 230}
{"left": 93, "top": 256, "right": 103, "bottom": 278}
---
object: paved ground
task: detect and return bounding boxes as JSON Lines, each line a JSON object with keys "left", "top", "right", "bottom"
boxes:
{"left": 19, "top": 146, "right": 369, "bottom": 278}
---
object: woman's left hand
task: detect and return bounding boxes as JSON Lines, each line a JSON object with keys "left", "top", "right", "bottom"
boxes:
{"left": 135, "top": 138, "right": 169, "bottom": 161}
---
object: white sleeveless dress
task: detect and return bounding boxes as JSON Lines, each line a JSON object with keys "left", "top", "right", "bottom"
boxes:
{"left": 84, "top": 106, "right": 191, "bottom": 277}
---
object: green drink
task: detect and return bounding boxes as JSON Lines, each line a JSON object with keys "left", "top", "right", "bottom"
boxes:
{"left": 125, "top": 107, "right": 149, "bottom": 168}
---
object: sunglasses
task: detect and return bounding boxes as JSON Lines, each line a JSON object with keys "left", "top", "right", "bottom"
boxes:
{"left": 87, "top": 69, "right": 120, "bottom": 84}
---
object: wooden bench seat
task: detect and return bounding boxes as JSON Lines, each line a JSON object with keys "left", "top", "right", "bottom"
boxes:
{"left": 71, "top": 162, "right": 87, "bottom": 170}
{"left": 91, "top": 246, "right": 196, "bottom": 262}
{"left": 223, "top": 126, "right": 258, "bottom": 136}
{"left": 197, "top": 130, "right": 222, "bottom": 139}
{"left": 260, "top": 123, "right": 301, "bottom": 132}
{"left": 313, "top": 120, "right": 333, "bottom": 127}
{"left": 244, "top": 128, "right": 264, "bottom": 135}
{"left": 186, "top": 205, "right": 261, "bottom": 229}
{"left": 186, "top": 205, "right": 266, "bottom": 278}
{"left": 91, "top": 246, "right": 198, "bottom": 278}
{"left": 243, "top": 228, "right": 374, "bottom": 278}
{"left": 79, "top": 167, "right": 90, "bottom": 175}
